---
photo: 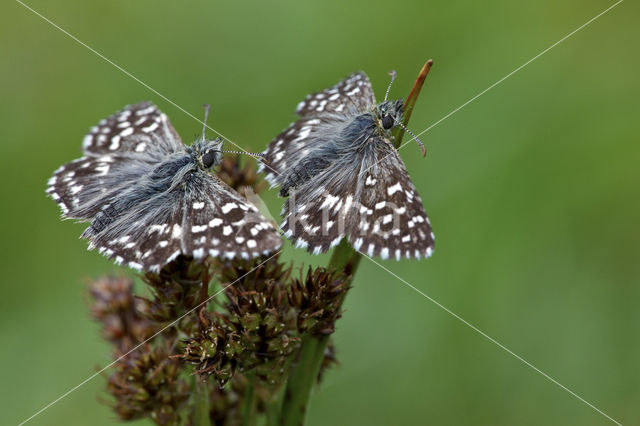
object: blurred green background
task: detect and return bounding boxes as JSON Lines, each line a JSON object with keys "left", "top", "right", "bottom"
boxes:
{"left": 1, "top": 0, "right": 638, "bottom": 424}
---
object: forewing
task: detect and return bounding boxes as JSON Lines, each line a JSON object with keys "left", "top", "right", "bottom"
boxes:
{"left": 86, "top": 171, "right": 282, "bottom": 272}
{"left": 81, "top": 102, "right": 184, "bottom": 158}
{"left": 46, "top": 155, "right": 154, "bottom": 220}
{"left": 349, "top": 140, "right": 434, "bottom": 260}
{"left": 47, "top": 102, "right": 184, "bottom": 220}
{"left": 294, "top": 72, "right": 376, "bottom": 116}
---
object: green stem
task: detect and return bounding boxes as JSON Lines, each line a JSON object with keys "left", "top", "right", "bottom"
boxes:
{"left": 280, "top": 240, "right": 361, "bottom": 426}
{"left": 241, "top": 373, "right": 257, "bottom": 426}
{"left": 192, "top": 377, "right": 211, "bottom": 426}
{"left": 280, "top": 334, "right": 330, "bottom": 426}
{"left": 265, "top": 381, "right": 286, "bottom": 426}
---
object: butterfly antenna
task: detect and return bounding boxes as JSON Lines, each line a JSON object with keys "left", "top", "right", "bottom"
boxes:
{"left": 202, "top": 104, "right": 211, "bottom": 140}
{"left": 384, "top": 70, "right": 397, "bottom": 102}
{"left": 394, "top": 117, "right": 426, "bottom": 157}
{"left": 222, "top": 150, "right": 266, "bottom": 158}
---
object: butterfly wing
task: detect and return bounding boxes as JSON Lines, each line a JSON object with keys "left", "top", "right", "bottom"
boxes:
{"left": 348, "top": 140, "right": 434, "bottom": 260}
{"left": 86, "top": 171, "right": 282, "bottom": 272}
{"left": 260, "top": 72, "right": 377, "bottom": 185}
{"left": 280, "top": 138, "right": 434, "bottom": 260}
{"left": 81, "top": 102, "right": 184, "bottom": 157}
{"left": 294, "top": 72, "right": 377, "bottom": 116}
{"left": 47, "top": 103, "right": 184, "bottom": 220}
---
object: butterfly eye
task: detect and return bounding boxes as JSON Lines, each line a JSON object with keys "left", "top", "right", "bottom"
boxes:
{"left": 201, "top": 150, "right": 216, "bottom": 168}
{"left": 382, "top": 114, "right": 394, "bottom": 129}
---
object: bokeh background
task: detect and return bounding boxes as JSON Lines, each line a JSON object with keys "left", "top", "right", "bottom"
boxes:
{"left": 1, "top": 0, "right": 638, "bottom": 424}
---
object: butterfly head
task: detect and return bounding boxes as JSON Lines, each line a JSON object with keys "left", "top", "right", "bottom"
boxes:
{"left": 377, "top": 99, "right": 404, "bottom": 131}
{"left": 195, "top": 137, "right": 224, "bottom": 170}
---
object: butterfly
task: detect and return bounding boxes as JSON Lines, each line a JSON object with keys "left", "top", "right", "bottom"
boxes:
{"left": 260, "top": 71, "right": 434, "bottom": 260}
{"left": 47, "top": 102, "right": 282, "bottom": 272}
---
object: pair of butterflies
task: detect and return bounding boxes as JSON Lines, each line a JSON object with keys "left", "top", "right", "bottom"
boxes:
{"left": 47, "top": 72, "right": 435, "bottom": 272}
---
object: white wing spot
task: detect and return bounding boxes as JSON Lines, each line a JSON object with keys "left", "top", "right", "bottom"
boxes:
{"left": 142, "top": 122, "right": 159, "bottom": 133}
{"left": 119, "top": 127, "right": 134, "bottom": 137}
{"left": 209, "top": 218, "right": 223, "bottom": 227}
{"left": 136, "top": 106, "right": 155, "bottom": 116}
{"left": 221, "top": 203, "right": 238, "bottom": 214}
{"left": 387, "top": 182, "right": 402, "bottom": 195}
{"left": 346, "top": 87, "right": 360, "bottom": 96}
{"left": 367, "top": 243, "right": 375, "bottom": 256}
{"left": 380, "top": 248, "right": 389, "bottom": 259}
{"left": 109, "top": 135, "right": 121, "bottom": 150}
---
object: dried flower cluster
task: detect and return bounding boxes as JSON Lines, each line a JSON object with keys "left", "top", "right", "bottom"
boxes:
{"left": 91, "top": 256, "right": 349, "bottom": 425}
{"left": 90, "top": 276, "right": 189, "bottom": 424}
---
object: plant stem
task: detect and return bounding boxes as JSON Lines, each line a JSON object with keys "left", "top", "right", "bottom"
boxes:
{"left": 265, "top": 384, "right": 286, "bottom": 426}
{"left": 280, "top": 240, "right": 361, "bottom": 426}
{"left": 193, "top": 377, "right": 211, "bottom": 426}
{"left": 241, "top": 373, "right": 257, "bottom": 426}
{"left": 280, "top": 334, "right": 330, "bottom": 426}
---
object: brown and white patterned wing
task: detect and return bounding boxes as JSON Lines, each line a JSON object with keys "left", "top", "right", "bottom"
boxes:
{"left": 47, "top": 102, "right": 184, "bottom": 220}
{"left": 294, "top": 72, "right": 377, "bottom": 116}
{"left": 81, "top": 102, "right": 184, "bottom": 158}
{"left": 349, "top": 141, "right": 434, "bottom": 260}
{"left": 86, "top": 171, "right": 282, "bottom": 272}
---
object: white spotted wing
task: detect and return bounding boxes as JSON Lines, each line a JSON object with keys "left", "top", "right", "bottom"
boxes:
{"left": 47, "top": 102, "right": 282, "bottom": 271}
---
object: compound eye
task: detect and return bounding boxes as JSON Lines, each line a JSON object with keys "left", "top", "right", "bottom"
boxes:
{"left": 202, "top": 150, "right": 216, "bottom": 168}
{"left": 382, "top": 114, "right": 394, "bottom": 129}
